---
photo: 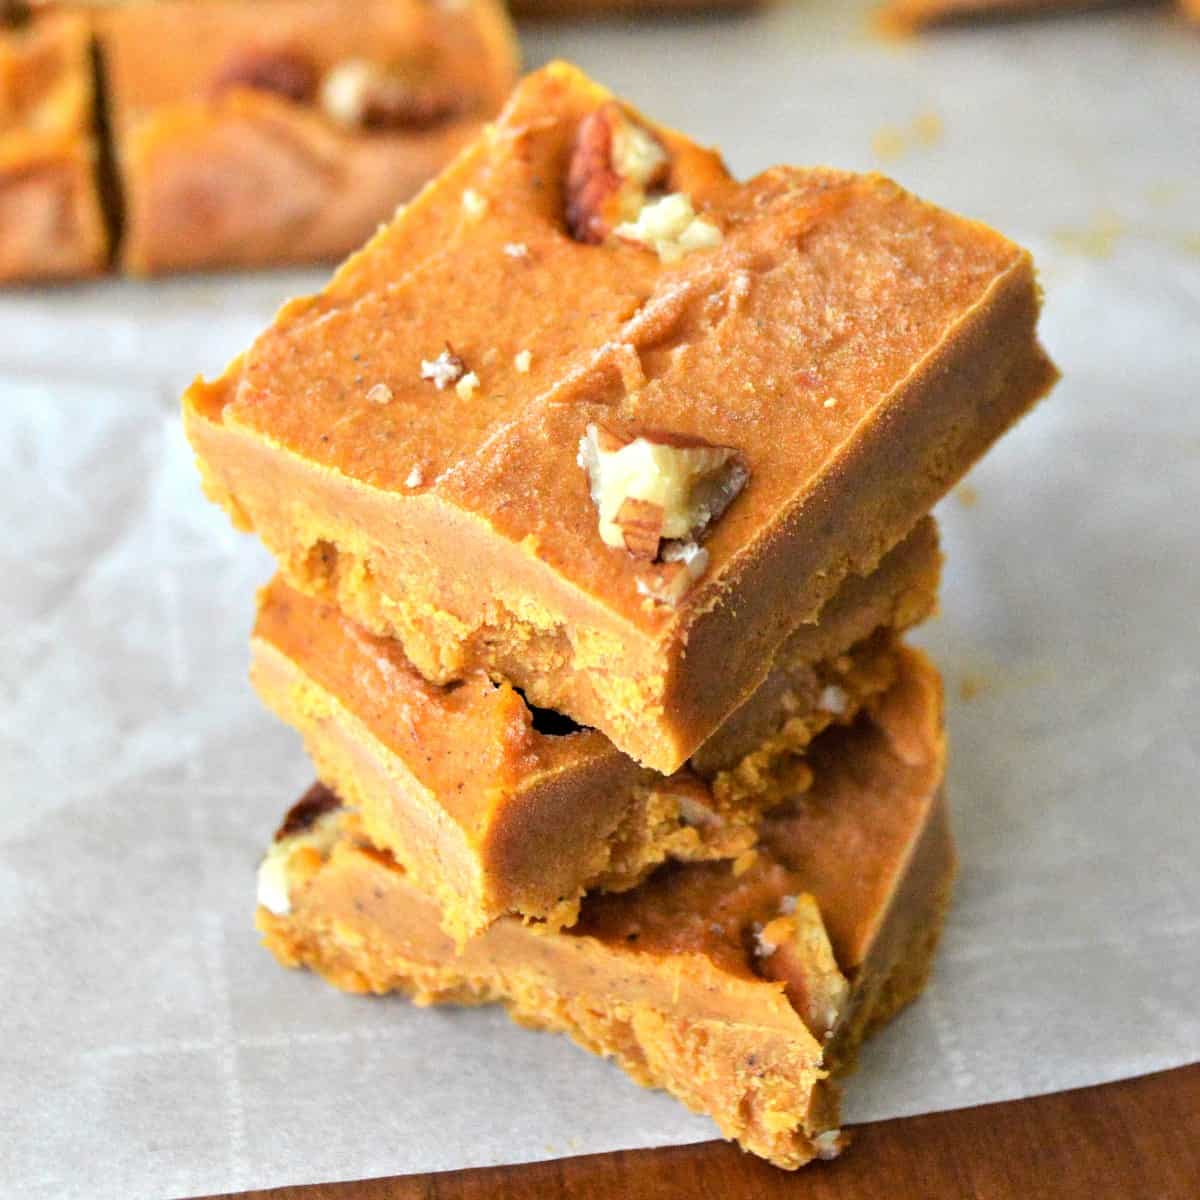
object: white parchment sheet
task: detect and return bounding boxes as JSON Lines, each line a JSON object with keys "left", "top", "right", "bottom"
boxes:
{"left": 2, "top": 3, "right": 1198, "bottom": 1196}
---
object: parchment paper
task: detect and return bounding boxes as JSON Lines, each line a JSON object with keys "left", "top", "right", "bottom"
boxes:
{"left": 2, "top": 3, "right": 1198, "bottom": 1196}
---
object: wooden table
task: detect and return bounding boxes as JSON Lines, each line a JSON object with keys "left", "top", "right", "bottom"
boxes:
{"left": 207, "top": 1062, "right": 1198, "bottom": 1199}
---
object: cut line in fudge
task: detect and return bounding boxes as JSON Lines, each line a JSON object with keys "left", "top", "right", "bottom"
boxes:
{"left": 185, "top": 60, "right": 1057, "bottom": 772}
{"left": 257, "top": 644, "right": 954, "bottom": 1169}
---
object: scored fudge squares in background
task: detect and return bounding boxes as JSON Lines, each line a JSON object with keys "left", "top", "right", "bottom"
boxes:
{"left": 258, "top": 647, "right": 953, "bottom": 1170}
{"left": 96, "top": 0, "right": 518, "bottom": 273}
{"left": 251, "top": 519, "right": 940, "bottom": 941}
{"left": 0, "top": 7, "right": 108, "bottom": 281}
{"left": 185, "top": 60, "right": 1057, "bottom": 773}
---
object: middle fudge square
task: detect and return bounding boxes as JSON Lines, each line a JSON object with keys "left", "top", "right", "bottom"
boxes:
{"left": 185, "top": 60, "right": 1057, "bottom": 774}
{"left": 252, "top": 519, "right": 940, "bottom": 941}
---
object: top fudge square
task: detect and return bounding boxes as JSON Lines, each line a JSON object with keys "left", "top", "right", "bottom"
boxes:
{"left": 184, "top": 61, "right": 1056, "bottom": 773}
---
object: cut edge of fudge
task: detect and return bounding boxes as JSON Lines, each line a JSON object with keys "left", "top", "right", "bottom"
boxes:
{"left": 510, "top": 0, "right": 762, "bottom": 15}
{"left": 0, "top": 9, "right": 111, "bottom": 281}
{"left": 256, "top": 644, "right": 953, "bottom": 1169}
{"left": 250, "top": 520, "right": 939, "bottom": 942}
{"left": 876, "top": 0, "right": 1118, "bottom": 33}
{"left": 183, "top": 60, "right": 1057, "bottom": 773}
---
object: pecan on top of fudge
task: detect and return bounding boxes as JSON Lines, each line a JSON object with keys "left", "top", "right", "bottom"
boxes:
{"left": 185, "top": 60, "right": 1057, "bottom": 773}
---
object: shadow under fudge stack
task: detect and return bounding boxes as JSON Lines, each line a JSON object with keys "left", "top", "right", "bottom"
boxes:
{"left": 184, "top": 62, "right": 1057, "bottom": 1168}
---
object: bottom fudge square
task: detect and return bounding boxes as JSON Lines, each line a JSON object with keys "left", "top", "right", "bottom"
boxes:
{"left": 257, "top": 646, "right": 953, "bottom": 1169}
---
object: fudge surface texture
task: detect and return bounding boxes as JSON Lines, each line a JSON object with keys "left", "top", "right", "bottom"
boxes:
{"left": 252, "top": 519, "right": 940, "bottom": 941}
{"left": 259, "top": 645, "right": 953, "bottom": 1169}
{"left": 185, "top": 60, "right": 1056, "bottom": 772}
{"left": 0, "top": 9, "right": 108, "bottom": 280}
{"left": 97, "top": 0, "right": 518, "bottom": 273}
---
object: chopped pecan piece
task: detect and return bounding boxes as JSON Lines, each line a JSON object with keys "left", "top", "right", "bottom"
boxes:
{"left": 210, "top": 46, "right": 318, "bottom": 104}
{"left": 1, "top": 1, "right": 31, "bottom": 29}
{"left": 637, "top": 542, "right": 710, "bottom": 607}
{"left": 273, "top": 782, "right": 342, "bottom": 843}
{"left": 565, "top": 102, "right": 669, "bottom": 244}
{"left": 578, "top": 424, "right": 749, "bottom": 563}
{"left": 756, "top": 894, "right": 850, "bottom": 1040}
{"left": 614, "top": 497, "right": 664, "bottom": 561}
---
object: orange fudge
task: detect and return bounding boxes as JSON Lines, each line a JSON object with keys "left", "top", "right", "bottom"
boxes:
{"left": 258, "top": 646, "right": 953, "bottom": 1169}
{"left": 0, "top": 8, "right": 108, "bottom": 281}
{"left": 185, "top": 61, "right": 1056, "bottom": 773}
{"left": 252, "top": 519, "right": 940, "bottom": 941}
{"left": 97, "top": 0, "right": 517, "bottom": 273}
{"left": 878, "top": 0, "right": 1126, "bottom": 30}
{"left": 512, "top": 0, "right": 759, "bottom": 13}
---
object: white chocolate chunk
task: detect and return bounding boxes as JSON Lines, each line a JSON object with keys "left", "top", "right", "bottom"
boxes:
{"left": 614, "top": 192, "right": 722, "bottom": 264}
{"left": 255, "top": 847, "right": 293, "bottom": 917}
{"left": 578, "top": 424, "right": 747, "bottom": 551}
{"left": 420, "top": 348, "right": 466, "bottom": 390}
{"left": 255, "top": 812, "right": 342, "bottom": 916}
{"left": 611, "top": 118, "right": 669, "bottom": 192}
{"left": 813, "top": 1129, "right": 846, "bottom": 1160}
{"left": 461, "top": 188, "right": 487, "bottom": 220}
{"left": 320, "top": 59, "right": 378, "bottom": 127}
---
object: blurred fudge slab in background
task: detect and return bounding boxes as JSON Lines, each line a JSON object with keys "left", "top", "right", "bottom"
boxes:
{"left": 96, "top": 0, "right": 518, "bottom": 273}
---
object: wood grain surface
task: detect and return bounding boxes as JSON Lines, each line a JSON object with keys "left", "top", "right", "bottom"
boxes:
{"left": 204, "top": 1062, "right": 1198, "bottom": 1199}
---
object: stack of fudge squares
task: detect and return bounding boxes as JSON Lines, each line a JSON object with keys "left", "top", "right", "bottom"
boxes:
{"left": 184, "top": 63, "right": 1056, "bottom": 1169}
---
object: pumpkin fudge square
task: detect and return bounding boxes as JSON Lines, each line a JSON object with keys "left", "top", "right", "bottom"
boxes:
{"left": 184, "top": 61, "right": 1057, "bottom": 774}
{"left": 0, "top": 7, "right": 109, "bottom": 281}
{"left": 259, "top": 647, "right": 953, "bottom": 1170}
{"left": 252, "top": 519, "right": 940, "bottom": 942}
